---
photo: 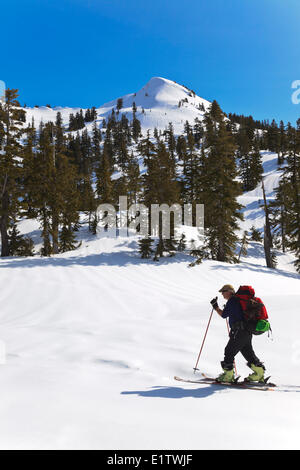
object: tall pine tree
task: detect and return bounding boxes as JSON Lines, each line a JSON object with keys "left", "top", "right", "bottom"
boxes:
{"left": 201, "top": 101, "right": 244, "bottom": 262}
{"left": 0, "top": 89, "right": 24, "bottom": 256}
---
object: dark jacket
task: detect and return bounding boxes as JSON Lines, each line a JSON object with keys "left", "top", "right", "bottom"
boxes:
{"left": 221, "top": 296, "right": 244, "bottom": 328}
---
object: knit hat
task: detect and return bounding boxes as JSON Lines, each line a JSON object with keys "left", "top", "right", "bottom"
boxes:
{"left": 218, "top": 284, "right": 235, "bottom": 293}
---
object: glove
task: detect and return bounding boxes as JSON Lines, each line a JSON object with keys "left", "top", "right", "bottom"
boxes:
{"left": 210, "top": 296, "right": 219, "bottom": 310}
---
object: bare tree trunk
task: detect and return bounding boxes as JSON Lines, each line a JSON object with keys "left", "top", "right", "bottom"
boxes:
{"left": 262, "top": 179, "right": 273, "bottom": 248}
{"left": 263, "top": 224, "right": 274, "bottom": 268}
{"left": 281, "top": 205, "right": 286, "bottom": 253}
{"left": 262, "top": 179, "right": 276, "bottom": 268}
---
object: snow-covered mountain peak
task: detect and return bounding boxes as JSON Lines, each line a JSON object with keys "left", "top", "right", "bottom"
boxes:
{"left": 136, "top": 76, "right": 194, "bottom": 106}
{"left": 136, "top": 76, "right": 211, "bottom": 110}
{"left": 23, "top": 76, "right": 212, "bottom": 135}
{"left": 96, "top": 76, "right": 211, "bottom": 134}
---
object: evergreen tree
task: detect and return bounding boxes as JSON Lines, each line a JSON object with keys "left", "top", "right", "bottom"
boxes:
{"left": 68, "top": 113, "right": 75, "bottom": 131}
{"left": 164, "top": 234, "right": 178, "bottom": 256}
{"left": 278, "top": 120, "right": 287, "bottom": 165}
{"left": 188, "top": 239, "right": 208, "bottom": 267}
{"left": 269, "top": 176, "right": 289, "bottom": 252}
{"left": 279, "top": 119, "right": 300, "bottom": 270}
{"left": 34, "top": 118, "right": 80, "bottom": 255}
{"left": 116, "top": 98, "right": 123, "bottom": 111}
{"left": 266, "top": 119, "right": 280, "bottom": 153}
{"left": 143, "top": 140, "right": 181, "bottom": 237}
{"left": 193, "top": 117, "right": 204, "bottom": 148}
{"left": 57, "top": 153, "right": 81, "bottom": 253}
{"left": 68, "top": 109, "right": 85, "bottom": 131}
{"left": 84, "top": 107, "right": 97, "bottom": 123}
{"left": 153, "top": 236, "right": 167, "bottom": 261}
{"left": 177, "top": 233, "right": 187, "bottom": 252}
{"left": 236, "top": 119, "right": 251, "bottom": 159}
{"left": 182, "top": 133, "right": 205, "bottom": 217}
{"left": 0, "top": 88, "right": 24, "bottom": 256}
{"left": 176, "top": 135, "right": 188, "bottom": 174}
{"left": 239, "top": 139, "right": 263, "bottom": 191}
{"left": 250, "top": 225, "right": 263, "bottom": 242}
{"left": 96, "top": 146, "right": 114, "bottom": 232}
{"left": 201, "top": 101, "right": 243, "bottom": 262}
{"left": 165, "top": 122, "right": 176, "bottom": 161}
{"left": 22, "top": 120, "right": 39, "bottom": 218}
{"left": 91, "top": 121, "right": 102, "bottom": 166}
{"left": 8, "top": 222, "right": 23, "bottom": 254}
{"left": 143, "top": 140, "right": 181, "bottom": 257}
{"left": 124, "top": 152, "right": 142, "bottom": 207}
{"left": 138, "top": 236, "right": 153, "bottom": 259}
{"left": 131, "top": 101, "right": 141, "bottom": 142}
{"left": 249, "top": 140, "right": 264, "bottom": 187}
{"left": 96, "top": 146, "right": 114, "bottom": 205}
{"left": 8, "top": 222, "right": 35, "bottom": 256}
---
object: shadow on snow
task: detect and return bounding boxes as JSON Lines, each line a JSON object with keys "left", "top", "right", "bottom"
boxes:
{"left": 121, "top": 385, "right": 218, "bottom": 399}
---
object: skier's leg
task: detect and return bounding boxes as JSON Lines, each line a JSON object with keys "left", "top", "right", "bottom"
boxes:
{"left": 217, "top": 327, "right": 245, "bottom": 381}
{"left": 223, "top": 326, "right": 247, "bottom": 366}
{"left": 240, "top": 331, "right": 263, "bottom": 366}
{"left": 240, "top": 331, "right": 266, "bottom": 382}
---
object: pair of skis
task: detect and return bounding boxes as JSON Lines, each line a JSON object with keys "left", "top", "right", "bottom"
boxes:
{"left": 174, "top": 373, "right": 277, "bottom": 391}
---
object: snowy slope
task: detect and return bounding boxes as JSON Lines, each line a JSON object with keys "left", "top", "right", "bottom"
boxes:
{"left": 237, "top": 151, "right": 283, "bottom": 234}
{"left": 1, "top": 157, "right": 300, "bottom": 451}
{"left": 1, "top": 79, "right": 300, "bottom": 450}
{"left": 23, "top": 77, "right": 211, "bottom": 136}
{"left": 0, "top": 228, "right": 299, "bottom": 450}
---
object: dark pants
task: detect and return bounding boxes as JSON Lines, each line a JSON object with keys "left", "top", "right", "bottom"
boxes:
{"left": 222, "top": 323, "right": 263, "bottom": 370}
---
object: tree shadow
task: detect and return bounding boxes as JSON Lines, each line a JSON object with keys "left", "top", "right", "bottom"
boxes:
{"left": 121, "top": 385, "right": 220, "bottom": 399}
{"left": 241, "top": 202, "right": 263, "bottom": 220}
{"left": 211, "top": 260, "right": 300, "bottom": 281}
{"left": 244, "top": 242, "right": 266, "bottom": 259}
{"left": 0, "top": 248, "right": 192, "bottom": 269}
{"left": 261, "top": 155, "right": 281, "bottom": 175}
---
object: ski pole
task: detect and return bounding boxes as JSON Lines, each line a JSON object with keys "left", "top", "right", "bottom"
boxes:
{"left": 193, "top": 307, "right": 214, "bottom": 373}
{"left": 226, "top": 318, "right": 238, "bottom": 376}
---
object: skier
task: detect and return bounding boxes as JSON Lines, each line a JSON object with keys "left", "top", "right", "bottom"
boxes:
{"left": 210, "top": 284, "right": 266, "bottom": 383}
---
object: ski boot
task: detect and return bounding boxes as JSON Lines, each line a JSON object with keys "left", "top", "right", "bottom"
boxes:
{"left": 216, "top": 362, "right": 235, "bottom": 383}
{"left": 244, "top": 363, "right": 265, "bottom": 383}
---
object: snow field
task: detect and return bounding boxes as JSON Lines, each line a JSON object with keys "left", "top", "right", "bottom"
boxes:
{"left": 0, "top": 232, "right": 299, "bottom": 449}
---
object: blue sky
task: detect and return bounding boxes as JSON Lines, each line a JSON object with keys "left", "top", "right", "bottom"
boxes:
{"left": 1, "top": 0, "right": 300, "bottom": 124}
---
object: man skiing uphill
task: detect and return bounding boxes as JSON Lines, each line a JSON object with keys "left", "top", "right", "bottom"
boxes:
{"left": 210, "top": 284, "right": 266, "bottom": 384}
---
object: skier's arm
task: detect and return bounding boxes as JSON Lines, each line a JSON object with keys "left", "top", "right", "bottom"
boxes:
{"left": 215, "top": 307, "right": 223, "bottom": 317}
{"left": 210, "top": 297, "right": 224, "bottom": 317}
